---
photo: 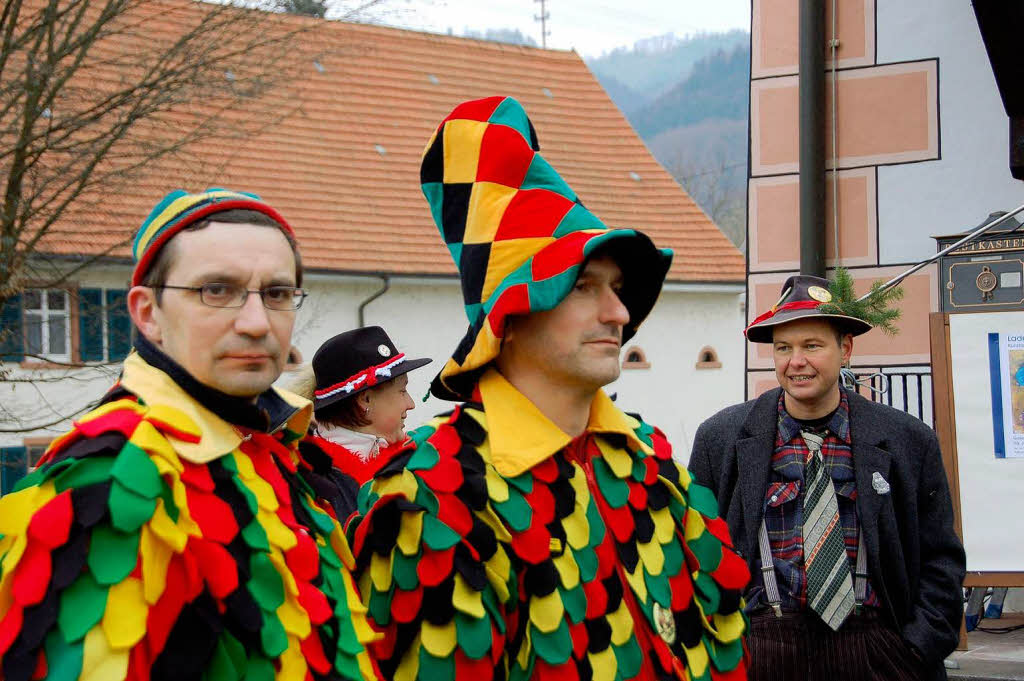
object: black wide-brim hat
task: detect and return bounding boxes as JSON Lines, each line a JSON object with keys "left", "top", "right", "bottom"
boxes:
{"left": 311, "top": 326, "right": 432, "bottom": 412}
{"left": 745, "top": 274, "right": 873, "bottom": 343}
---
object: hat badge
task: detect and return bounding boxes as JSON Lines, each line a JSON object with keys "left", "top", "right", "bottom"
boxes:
{"left": 377, "top": 344, "right": 391, "bottom": 358}
{"left": 808, "top": 285, "right": 832, "bottom": 303}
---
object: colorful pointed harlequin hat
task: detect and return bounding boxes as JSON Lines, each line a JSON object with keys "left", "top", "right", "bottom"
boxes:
{"left": 422, "top": 96, "right": 673, "bottom": 400}
{"left": 131, "top": 188, "right": 294, "bottom": 286}
{"left": 745, "top": 273, "right": 874, "bottom": 343}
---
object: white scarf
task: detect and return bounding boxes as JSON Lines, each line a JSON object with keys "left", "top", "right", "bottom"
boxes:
{"left": 318, "top": 424, "right": 388, "bottom": 462}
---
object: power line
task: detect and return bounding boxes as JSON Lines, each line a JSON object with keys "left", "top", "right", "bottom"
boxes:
{"left": 534, "top": 0, "right": 550, "bottom": 49}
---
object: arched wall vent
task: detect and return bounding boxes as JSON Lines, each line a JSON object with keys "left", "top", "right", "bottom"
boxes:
{"left": 696, "top": 346, "right": 722, "bottom": 369}
{"left": 622, "top": 345, "right": 650, "bottom": 370}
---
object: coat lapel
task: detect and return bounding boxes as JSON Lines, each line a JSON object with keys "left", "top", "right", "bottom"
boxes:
{"left": 735, "top": 389, "right": 782, "bottom": 557}
{"left": 847, "top": 391, "right": 892, "bottom": 557}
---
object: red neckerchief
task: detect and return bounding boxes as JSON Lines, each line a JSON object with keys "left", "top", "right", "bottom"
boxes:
{"left": 306, "top": 434, "right": 407, "bottom": 484}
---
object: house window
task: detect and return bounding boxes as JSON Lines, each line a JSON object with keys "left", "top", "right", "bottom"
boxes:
{"left": 0, "top": 447, "right": 27, "bottom": 496}
{"left": 78, "top": 288, "right": 132, "bottom": 362}
{"left": 622, "top": 345, "right": 651, "bottom": 370}
{"left": 24, "top": 438, "right": 52, "bottom": 471}
{"left": 0, "top": 439, "right": 51, "bottom": 496}
{"left": 0, "top": 287, "right": 131, "bottom": 364}
{"left": 23, "top": 289, "right": 71, "bottom": 362}
{"left": 696, "top": 346, "right": 722, "bottom": 369}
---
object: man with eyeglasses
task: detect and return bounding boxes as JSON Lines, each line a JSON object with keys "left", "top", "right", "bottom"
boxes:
{"left": 0, "top": 189, "right": 381, "bottom": 681}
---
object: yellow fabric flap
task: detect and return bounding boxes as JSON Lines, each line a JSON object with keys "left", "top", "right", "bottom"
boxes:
{"left": 119, "top": 352, "right": 311, "bottom": 464}
{"left": 480, "top": 369, "right": 651, "bottom": 477}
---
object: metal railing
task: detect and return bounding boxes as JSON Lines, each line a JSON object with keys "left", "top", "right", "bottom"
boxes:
{"left": 844, "top": 370, "right": 934, "bottom": 427}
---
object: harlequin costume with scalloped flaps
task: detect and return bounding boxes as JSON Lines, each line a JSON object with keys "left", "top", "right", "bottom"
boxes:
{"left": 0, "top": 188, "right": 381, "bottom": 681}
{"left": 347, "top": 96, "right": 750, "bottom": 681}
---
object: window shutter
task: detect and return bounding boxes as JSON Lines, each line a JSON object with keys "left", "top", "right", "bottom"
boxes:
{"left": 0, "top": 293, "right": 23, "bottom": 362}
{"left": 1, "top": 447, "right": 27, "bottom": 495}
{"left": 78, "top": 288, "right": 104, "bottom": 362}
{"left": 106, "top": 289, "right": 131, "bottom": 360}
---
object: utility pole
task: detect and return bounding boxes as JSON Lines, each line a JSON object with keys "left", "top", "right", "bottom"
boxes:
{"left": 798, "top": 0, "right": 826, "bottom": 277}
{"left": 534, "top": 0, "right": 550, "bottom": 49}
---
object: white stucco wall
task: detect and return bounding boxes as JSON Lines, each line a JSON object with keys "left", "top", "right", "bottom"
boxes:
{"left": 2, "top": 269, "right": 746, "bottom": 465}
{"left": 875, "top": 0, "right": 1024, "bottom": 264}
{"left": 284, "top": 275, "right": 470, "bottom": 417}
{"left": 609, "top": 285, "right": 746, "bottom": 459}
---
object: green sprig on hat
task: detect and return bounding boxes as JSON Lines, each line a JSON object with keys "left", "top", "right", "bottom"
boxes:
{"left": 817, "top": 267, "right": 904, "bottom": 336}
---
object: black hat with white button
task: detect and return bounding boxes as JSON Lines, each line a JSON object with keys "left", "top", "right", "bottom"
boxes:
{"left": 311, "top": 326, "right": 432, "bottom": 412}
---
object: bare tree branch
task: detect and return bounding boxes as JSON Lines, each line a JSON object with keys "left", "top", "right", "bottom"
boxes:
{"left": 0, "top": 402, "right": 97, "bottom": 432}
{"left": 0, "top": 0, "right": 334, "bottom": 302}
{"left": 0, "top": 0, "right": 405, "bottom": 438}
{"left": 647, "top": 118, "right": 748, "bottom": 249}
{"left": 0, "top": 0, "right": 333, "bottom": 435}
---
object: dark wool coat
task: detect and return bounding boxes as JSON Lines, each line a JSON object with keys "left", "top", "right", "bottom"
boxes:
{"left": 688, "top": 387, "right": 966, "bottom": 681}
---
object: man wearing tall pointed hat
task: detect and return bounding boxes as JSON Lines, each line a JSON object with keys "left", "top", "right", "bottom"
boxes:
{"left": 689, "top": 272, "right": 965, "bottom": 681}
{"left": 347, "top": 96, "right": 749, "bottom": 681}
{"left": 0, "top": 189, "right": 380, "bottom": 681}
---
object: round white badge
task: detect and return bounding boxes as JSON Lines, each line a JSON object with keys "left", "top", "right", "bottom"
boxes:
{"left": 807, "top": 285, "right": 833, "bottom": 303}
{"left": 652, "top": 603, "right": 677, "bottom": 645}
{"left": 377, "top": 344, "right": 391, "bottom": 357}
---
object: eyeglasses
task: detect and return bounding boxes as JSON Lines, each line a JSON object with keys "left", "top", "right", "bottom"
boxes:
{"left": 154, "top": 283, "right": 307, "bottom": 310}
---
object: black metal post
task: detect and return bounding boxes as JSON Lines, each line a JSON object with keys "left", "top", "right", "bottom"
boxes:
{"left": 799, "top": 0, "right": 827, "bottom": 276}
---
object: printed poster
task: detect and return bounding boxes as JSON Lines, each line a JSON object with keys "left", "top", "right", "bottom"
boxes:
{"left": 988, "top": 331, "right": 1024, "bottom": 458}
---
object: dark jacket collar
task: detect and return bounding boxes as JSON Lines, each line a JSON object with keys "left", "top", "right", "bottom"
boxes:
{"left": 740, "top": 387, "right": 784, "bottom": 438}
{"left": 776, "top": 389, "right": 851, "bottom": 444}
{"left": 743, "top": 386, "right": 867, "bottom": 442}
{"left": 845, "top": 388, "right": 886, "bottom": 447}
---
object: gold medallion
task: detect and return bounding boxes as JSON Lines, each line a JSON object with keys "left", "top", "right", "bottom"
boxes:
{"left": 652, "top": 603, "right": 677, "bottom": 645}
{"left": 808, "top": 285, "right": 832, "bottom": 303}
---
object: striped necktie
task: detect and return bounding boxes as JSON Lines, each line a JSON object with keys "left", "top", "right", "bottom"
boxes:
{"left": 801, "top": 430, "right": 855, "bottom": 631}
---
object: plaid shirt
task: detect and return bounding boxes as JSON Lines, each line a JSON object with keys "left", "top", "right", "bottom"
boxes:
{"left": 754, "top": 390, "right": 879, "bottom": 611}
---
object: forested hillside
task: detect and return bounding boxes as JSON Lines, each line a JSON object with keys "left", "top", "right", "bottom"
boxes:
{"left": 586, "top": 33, "right": 750, "bottom": 248}
{"left": 585, "top": 30, "right": 747, "bottom": 116}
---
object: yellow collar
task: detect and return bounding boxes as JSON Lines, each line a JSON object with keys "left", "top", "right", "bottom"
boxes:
{"left": 479, "top": 369, "right": 652, "bottom": 477}
{"left": 119, "top": 352, "right": 313, "bottom": 464}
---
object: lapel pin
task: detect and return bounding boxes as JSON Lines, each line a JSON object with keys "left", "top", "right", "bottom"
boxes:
{"left": 872, "top": 471, "right": 891, "bottom": 495}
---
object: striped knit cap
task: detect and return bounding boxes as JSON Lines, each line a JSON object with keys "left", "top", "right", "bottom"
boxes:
{"left": 131, "top": 188, "right": 294, "bottom": 286}
{"left": 422, "top": 96, "right": 673, "bottom": 401}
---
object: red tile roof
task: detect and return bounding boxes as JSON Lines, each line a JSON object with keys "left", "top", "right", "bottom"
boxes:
{"left": 38, "top": 5, "right": 744, "bottom": 283}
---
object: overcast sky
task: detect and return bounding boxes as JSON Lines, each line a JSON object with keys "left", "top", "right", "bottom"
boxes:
{"left": 367, "top": 0, "right": 750, "bottom": 57}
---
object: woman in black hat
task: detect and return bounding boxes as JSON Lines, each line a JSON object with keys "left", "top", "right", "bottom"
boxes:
{"left": 288, "top": 326, "right": 431, "bottom": 521}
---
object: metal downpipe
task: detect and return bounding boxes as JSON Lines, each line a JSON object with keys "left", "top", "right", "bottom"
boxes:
{"left": 357, "top": 275, "right": 390, "bottom": 327}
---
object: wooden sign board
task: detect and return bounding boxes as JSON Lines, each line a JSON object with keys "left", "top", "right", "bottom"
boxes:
{"left": 930, "top": 311, "right": 1024, "bottom": 584}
